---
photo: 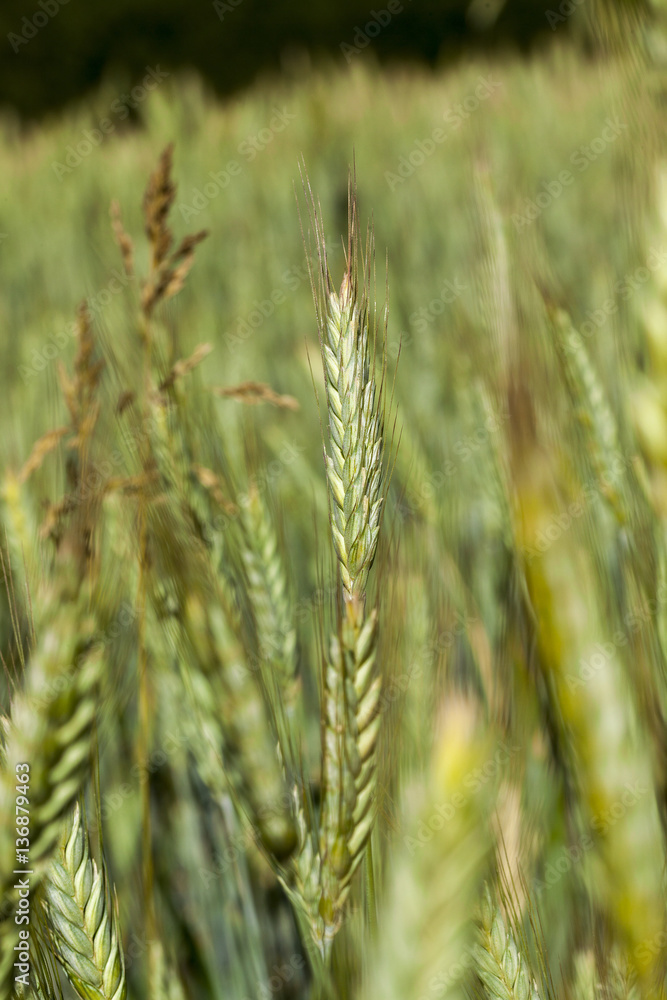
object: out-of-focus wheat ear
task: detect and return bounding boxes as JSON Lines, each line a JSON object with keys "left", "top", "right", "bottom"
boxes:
{"left": 358, "top": 698, "right": 496, "bottom": 1000}
{"left": 605, "top": 955, "right": 641, "bottom": 1000}
{"left": 573, "top": 948, "right": 642, "bottom": 1000}
{"left": 0, "top": 584, "right": 103, "bottom": 995}
{"left": 0, "top": 601, "right": 102, "bottom": 880}
{"left": 181, "top": 588, "right": 298, "bottom": 861}
{"left": 238, "top": 487, "right": 299, "bottom": 713}
{"left": 143, "top": 142, "right": 176, "bottom": 274}
{"left": 549, "top": 305, "right": 667, "bottom": 825}
{"left": 110, "top": 199, "right": 134, "bottom": 279}
{"left": 475, "top": 884, "right": 541, "bottom": 1000}
{"left": 42, "top": 803, "right": 126, "bottom": 1000}
{"left": 548, "top": 306, "right": 627, "bottom": 524}
{"left": 278, "top": 783, "right": 324, "bottom": 957}
{"left": 572, "top": 950, "right": 596, "bottom": 1000}
{"left": 510, "top": 408, "right": 666, "bottom": 989}
{"left": 1, "top": 469, "right": 42, "bottom": 617}
{"left": 147, "top": 937, "right": 188, "bottom": 1000}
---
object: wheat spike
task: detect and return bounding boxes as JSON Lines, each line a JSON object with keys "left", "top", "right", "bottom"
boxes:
{"left": 0, "top": 593, "right": 102, "bottom": 885}
{"left": 359, "top": 698, "right": 496, "bottom": 1000}
{"left": 0, "top": 576, "right": 104, "bottom": 996}
{"left": 475, "top": 884, "right": 540, "bottom": 1000}
{"left": 239, "top": 488, "right": 298, "bottom": 711}
{"left": 510, "top": 410, "right": 666, "bottom": 989}
{"left": 182, "top": 587, "right": 297, "bottom": 860}
{"left": 317, "top": 609, "right": 380, "bottom": 941}
{"left": 549, "top": 306, "right": 627, "bottom": 523}
{"left": 321, "top": 230, "right": 385, "bottom": 604}
{"left": 42, "top": 803, "right": 126, "bottom": 1000}
{"left": 300, "top": 179, "right": 387, "bottom": 956}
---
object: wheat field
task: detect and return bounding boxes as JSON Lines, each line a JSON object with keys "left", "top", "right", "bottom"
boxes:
{"left": 3, "top": 7, "right": 667, "bottom": 1000}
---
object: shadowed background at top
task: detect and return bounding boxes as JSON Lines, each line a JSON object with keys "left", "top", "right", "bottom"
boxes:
{"left": 0, "top": 0, "right": 576, "bottom": 120}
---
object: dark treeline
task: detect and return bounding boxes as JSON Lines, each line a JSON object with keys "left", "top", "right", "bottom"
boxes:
{"left": 0, "top": 0, "right": 573, "bottom": 120}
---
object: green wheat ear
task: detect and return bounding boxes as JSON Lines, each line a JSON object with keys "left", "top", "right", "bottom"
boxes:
{"left": 291, "top": 174, "right": 389, "bottom": 957}
{"left": 359, "top": 698, "right": 496, "bottom": 1000}
{"left": 475, "top": 884, "right": 541, "bottom": 1000}
{"left": 42, "top": 803, "right": 126, "bottom": 1000}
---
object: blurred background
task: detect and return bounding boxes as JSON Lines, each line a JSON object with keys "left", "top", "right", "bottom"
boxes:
{"left": 0, "top": 0, "right": 585, "bottom": 120}
{"left": 7, "top": 2, "right": 667, "bottom": 998}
